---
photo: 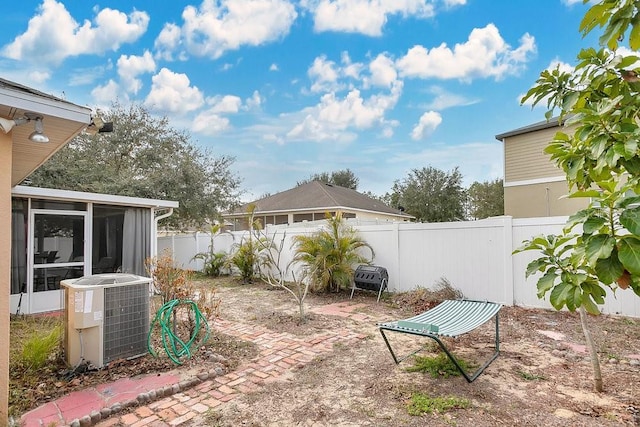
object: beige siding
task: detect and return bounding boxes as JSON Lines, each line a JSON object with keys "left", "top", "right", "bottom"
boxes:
{"left": 505, "top": 180, "right": 588, "bottom": 218}
{"left": 1, "top": 132, "right": 10, "bottom": 420}
{"left": 504, "top": 124, "right": 576, "bottom": 183}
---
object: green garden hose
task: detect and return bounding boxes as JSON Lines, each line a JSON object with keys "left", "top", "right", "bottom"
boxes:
{"left": 147, "top": 299, "right": 210, "bottom": 365}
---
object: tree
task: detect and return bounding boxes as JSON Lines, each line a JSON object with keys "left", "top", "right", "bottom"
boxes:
{"left": 292, "top": 212, "right": 374, "bottom": 293}
{"left": 467, "top": 179, "right": 504, "bottom": 220}
{"left": 297, "top": 168, "right": 359, "bottom": 189}
{"left": 389, "top": 166, "right": 466, "bottom": 222}
{"left": 25, "top": 102, "right": 241, "bottom": 230}
{"left": 515, "top": 0, "right": 640, "bottom": 392}
{"left": 257, "top": 229, "right": 312, "bottom": 323}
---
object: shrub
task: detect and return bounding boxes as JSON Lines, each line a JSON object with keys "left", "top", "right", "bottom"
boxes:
{"left": 146, "top": 249, "right": 220, "bottom": 334}
{"left": 146, "top": 249, "right": 193, "bottom": 305}
{"left": 229, "top": 237, "right": 262, "bottom": 283}
{"left": 196, "top": 251, "right": 228, "bottom": 277}
{"left": 292, "top": 212, "right": 374, "bottom": 292}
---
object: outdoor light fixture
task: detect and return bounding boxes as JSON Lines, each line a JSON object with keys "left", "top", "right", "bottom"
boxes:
{"left": 0, "top": 112, "right": 50, "bottom": 143}
{"left": 85, "top": 115, "right": 114, "bottom": 135}
{"left": 0, "top": 116, "right": 28, "bottom": 133}
{"left": 28, "top": 116, "right": 49, "bottom": 143}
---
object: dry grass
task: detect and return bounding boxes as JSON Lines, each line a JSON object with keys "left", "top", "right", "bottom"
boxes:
{"left": 391, "top": 277, "right": 464, "bottom": 314}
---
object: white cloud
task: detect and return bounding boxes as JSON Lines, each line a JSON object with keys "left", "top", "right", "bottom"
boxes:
{"left": 368, "top": 53, "right": 398, "bottom": 87}
{"left": 156, "top": 0, "right": 297, "bottom": 60}
{"left": 117, "top": 51, "right": 156, "bottom": 94}
{"left": 411, "top": 111, "right": 442, "bottom": 140}
{"left": 308, "top": 55, "right": 341, "bottom": 92}
{"left": 287, "top": 82, "right": 402, "bottom": 142}
{"left": 192, "top": 91, "right": 263, "bottom": 136}
{"left": 245, "top": 90, "right": 263, "bottom": 109}
{"left": 270, "top": 63, "right": 279, "bottom": 71}
{"left": 443, "top": 0, "right": 466, "bottom": 6}
{"left": 396, "top": 24, "right": 536, "bottom": 81}
{"left": 341, "top": 52, "right": 363, "bottom": 80}
{"left": 144, "top": 68, "right": 204, "bottom": 114}
{"left": 207, "top": 95, "right": 242, "bottom": 113}
{"left": 91, "top": 79, "right": 121, "bottom": 104}
{"left": 308, "top": 52, "right": 395, "bottom": 92}
{"left": 304, "top": 0, "right": 435, "bottom": 36}
{"left": 154, "top": 23, "right": 182, "bottom": 61}
{"left": 2, "top": 0, "right": 149, "bottom": 65}
{"left": 192, "top": 110, "right": 231, "bottom": 135}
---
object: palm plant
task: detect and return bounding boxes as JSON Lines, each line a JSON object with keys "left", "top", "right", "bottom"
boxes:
{"left": 228, "top": 203, "right": 267, "bottom": 283}
{"left": 192, "top": 223, "right": 229, "bottom": 277}
{"left": 292, "top": 212, "right": 374, "bottom": 292}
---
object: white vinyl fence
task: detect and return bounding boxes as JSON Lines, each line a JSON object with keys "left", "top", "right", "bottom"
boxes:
{"left": 158, "top": 216, "right": 640, "bottom": 318}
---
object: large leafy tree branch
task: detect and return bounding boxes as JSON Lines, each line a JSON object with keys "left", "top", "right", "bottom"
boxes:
{"left": 516, "top": 0, "right": 640, "bottom": 392}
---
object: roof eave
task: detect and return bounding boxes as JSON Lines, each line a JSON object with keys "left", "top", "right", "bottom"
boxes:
{"left": 495, "top": 116, "right": 564, "bottom": 141}
{"left": 12, "top": 185, "right": 179, "bottom": 209}
{"left": 223, "top": 205, "right": 413, "bottom": 219}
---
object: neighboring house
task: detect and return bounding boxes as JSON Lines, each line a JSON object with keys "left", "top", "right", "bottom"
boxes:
{"left": 224, "top": 180, "right": 413, "bottom": 230}
{"left": 10, "top": 185, "right": 178, "bottom": 315}
{"left": 495, "top": 118, "right": 586, "bottom": 218}
{"left": 1, "top": 78, "right": 92, "bottom": 422}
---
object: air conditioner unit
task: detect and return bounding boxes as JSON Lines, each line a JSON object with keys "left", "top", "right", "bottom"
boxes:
{"left": 61, "top": 273, "right": 152, "bottom": 368}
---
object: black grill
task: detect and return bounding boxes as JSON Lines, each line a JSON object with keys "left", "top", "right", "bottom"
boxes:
{"left": 351, "top": 265, "right": 388, "bottom": 302}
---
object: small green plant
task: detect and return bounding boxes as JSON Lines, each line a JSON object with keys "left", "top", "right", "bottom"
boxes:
{"left": 230, "top": 237, "right": 261, "bottom": 283}
{"left": 407, "top": 393, "right": 469, "bottom": 416}
{"left": 20, "top": 324, "right": 62, "bottom": 371}
{"left": 196, "top": 251, "right": 228, "bottom": 277}
{"left": 227, "top": 204, "right": 268, "bottom": 284}
{"left": 518, "top": 370, "right": 546, "bottom": 381}
{"left": 406, "top": 353, "right": 472, "bottom": 378}
{"left": 192, "top": 224, "right": 229, "bottom": 277}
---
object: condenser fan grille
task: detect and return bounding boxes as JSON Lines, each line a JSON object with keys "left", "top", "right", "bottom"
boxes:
{"left": 103, "top": 282, "right": 149, "bottom": 363}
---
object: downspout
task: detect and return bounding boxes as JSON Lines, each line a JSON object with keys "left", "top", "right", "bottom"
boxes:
{"left": 545, "top": 187, "right": 550, "bottom": 217}
{"left": 152, "top": 208, "right": 174, "bottom": 259}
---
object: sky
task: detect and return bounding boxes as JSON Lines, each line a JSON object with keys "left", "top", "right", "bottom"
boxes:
{"left": 0, "top": 0, "right": 598, "bottom": 201}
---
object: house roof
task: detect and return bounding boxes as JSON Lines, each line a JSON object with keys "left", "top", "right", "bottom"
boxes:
{"left": 228, "top": 181, "right": 412, "bottom": 219}
{"left": 0, "top": 77, "right": 93, "bottom": 185}
{"left": 12, "top": 185, "right": 179, "bottom": 209}
{"left": 495, "top": 116, "right": 564, "bottom": 140}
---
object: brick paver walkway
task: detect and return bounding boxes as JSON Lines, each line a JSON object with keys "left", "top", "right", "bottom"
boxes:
{"left": 88, "top": 301, "right": 379, "bottom": 427}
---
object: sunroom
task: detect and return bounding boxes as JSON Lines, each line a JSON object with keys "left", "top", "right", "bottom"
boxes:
{"left": 10, "top": 185, "right": 178, "bottom": 314}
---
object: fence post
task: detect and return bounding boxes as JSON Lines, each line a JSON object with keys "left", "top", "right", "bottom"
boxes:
{"left": 502, "top": 216, "right": 514, "bottom": 306}
{"left": 392, "top": 222, "right": 400, "bottom": 292}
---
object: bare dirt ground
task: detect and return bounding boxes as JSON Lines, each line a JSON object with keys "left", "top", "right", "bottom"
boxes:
{"left": 12, "top": 277, "right": 640, "bottom": 426}
{"left": 186, "top": 279, "right": 640, "bottom": 427}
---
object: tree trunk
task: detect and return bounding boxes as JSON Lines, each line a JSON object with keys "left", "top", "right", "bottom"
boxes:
{"left": 298, "top": 299, "right": 306, "bottom": 323}
{"left": 579, "top": 306, "right": 603, "bottom": 392}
